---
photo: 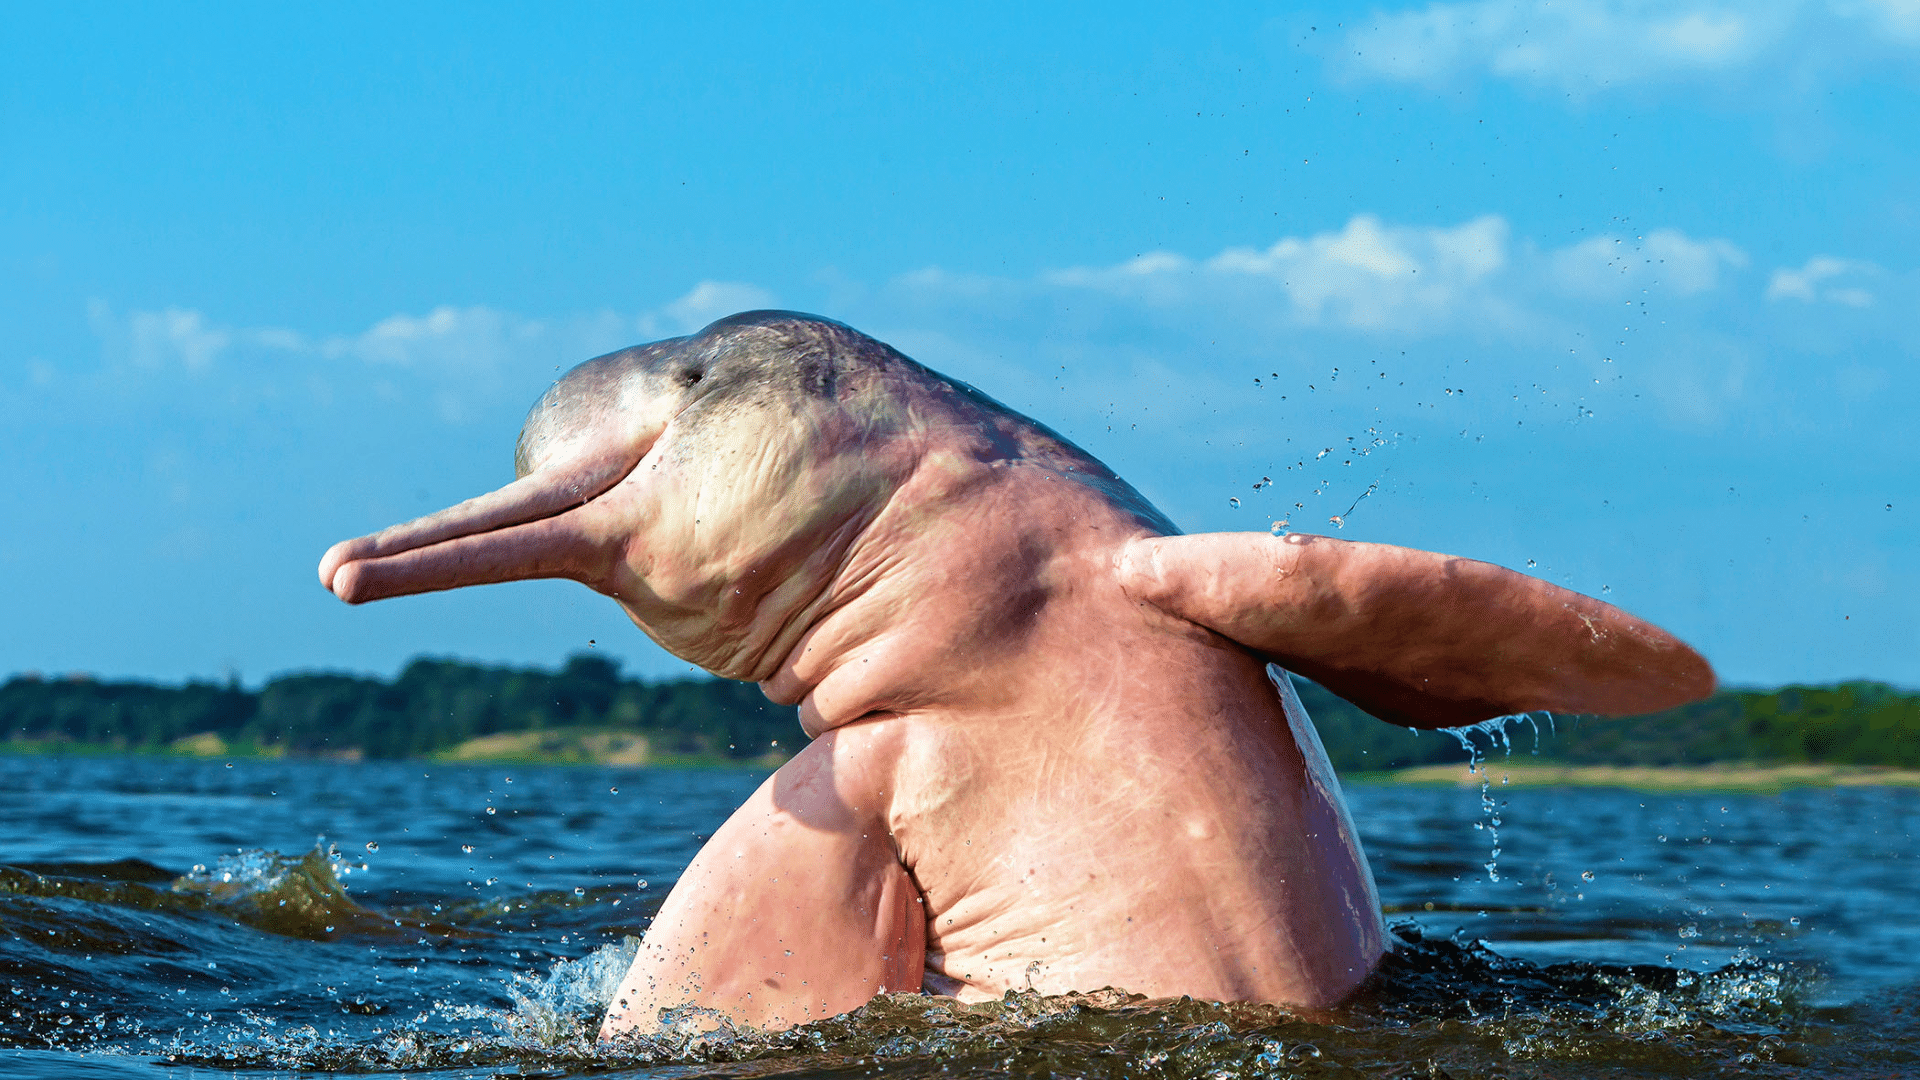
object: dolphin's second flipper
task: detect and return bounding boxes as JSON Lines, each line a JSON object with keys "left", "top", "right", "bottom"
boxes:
{"left": 1117, "top": 532, "right": 1715, "bottom": 729}
{"left": 598, "top": 737, "right": 925, "bottom": 1040}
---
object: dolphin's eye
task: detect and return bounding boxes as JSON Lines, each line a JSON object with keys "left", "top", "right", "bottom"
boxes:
{"left": 679, "top": 368, "right": 704, "bottom": 387}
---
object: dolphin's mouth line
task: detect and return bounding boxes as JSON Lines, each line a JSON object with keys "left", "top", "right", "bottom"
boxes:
{"left": 318, "top": 441, "right": 652, "bottom": 603}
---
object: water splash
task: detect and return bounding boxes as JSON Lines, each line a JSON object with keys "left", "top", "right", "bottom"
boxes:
{"left": 1442, "top": 714, "right": 1534, "bottom": 882}
{"left": 169, "top": 843, "right": 401, "bottom": 939}
{"left": 440, "top": 937, "right": 640, "bottom": 1055}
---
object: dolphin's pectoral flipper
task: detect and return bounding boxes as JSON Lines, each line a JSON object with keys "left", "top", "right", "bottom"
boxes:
{"left": 597, "top": 748, "right": 925, "bottom": 1040}
{"left": 1117, "top": 532, "right": 1715, "bottom": 729}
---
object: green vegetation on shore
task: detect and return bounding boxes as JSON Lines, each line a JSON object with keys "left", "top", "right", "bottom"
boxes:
{"left": 1293, "top": 678, "right": 1920, "bottom": 773}
{"left": 0, "top": 655, "right": 792, "bottom": 766}
{"left": 4, "top": 656, "right": 1916, "bottom": 773}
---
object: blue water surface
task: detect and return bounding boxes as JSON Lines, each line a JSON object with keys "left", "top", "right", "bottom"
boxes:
{"left": 1, "top": 755, "right": 1915, "bottom": 1077}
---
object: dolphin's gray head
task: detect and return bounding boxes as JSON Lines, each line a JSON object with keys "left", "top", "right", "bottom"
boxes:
{"left": 511, "top": 311, "right": 883, "bottom": 480}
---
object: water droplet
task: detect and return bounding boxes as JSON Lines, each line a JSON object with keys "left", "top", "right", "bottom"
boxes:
{"left": 609, "top": 787, "right": 619, "bottom": 794}
{"left": 485, "top": 807, "right": 496, "bottom": 815}
{"left": 1228, "top": 497, "right": 1240, "bottom": 509}
{"left": 1526, "top": 559, "right": 1537, "bottom": 568}
{"left": 461, "top": 844, "right": 474, "bottom": 854}
{"left": 1789, "top": 916, "right": 1801, "bottom": 927}
{"left": 636, "top": 879, "right": 649, "bottom": 890}
{"left": 1269, "top": 519, "right": 1290, "bottom": 536}
{"left": 365, "top": 842, "right": 379, "bottom": 853}
{"left": 224, "top": 762, "right": 233, "bottom": 769}
{"left": 1581, "top": 870, "right": 1595, "bottom": 881}
{"left": 1328, "top": 515, "right": 1345, "bottom": 528}
{"left": 574, "top": 887, "right": 586, "bottom": 897}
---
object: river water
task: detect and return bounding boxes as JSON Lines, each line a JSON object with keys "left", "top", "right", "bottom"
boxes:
{"left": 1, "top": 753, "right": 1914, "bottom": 1078}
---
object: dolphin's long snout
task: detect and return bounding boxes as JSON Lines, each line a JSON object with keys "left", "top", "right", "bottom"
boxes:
{"left": 319, "top": 445, "right": 643, "bottom": 602}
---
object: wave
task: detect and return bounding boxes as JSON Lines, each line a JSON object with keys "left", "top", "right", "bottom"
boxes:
{"left": 1, "top": 845, "right": 1904, "bottom": 1077}
{"left": 2, "top": 846, "right": 404, "bottom": 943}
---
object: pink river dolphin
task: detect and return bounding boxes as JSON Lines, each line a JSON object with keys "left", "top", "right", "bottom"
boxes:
{"left": 317, "top": 312, "right": 1715, "bottom": 1037}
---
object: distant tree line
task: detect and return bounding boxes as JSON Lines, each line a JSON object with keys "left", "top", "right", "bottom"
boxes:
{"left": 1296, "top": 678, "right": 1920, "bottom": 772}
{"left": 0, "top": 655, "right": 787, "bottom": 760}
{"left": 2, "top": 656, "right": 1916, "bottom": 770}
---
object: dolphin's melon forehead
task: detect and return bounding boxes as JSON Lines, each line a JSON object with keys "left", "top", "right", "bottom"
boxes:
{"left": 675, "top": 310, "right": 913, "bottom": 398}
{"left": 512, "top": 338, "right": 679, "bottom": 479}
{"left": 514, "top": 311, "right": 948, "bottom": 478}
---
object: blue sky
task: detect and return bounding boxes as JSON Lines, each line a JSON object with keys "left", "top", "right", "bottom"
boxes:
{"left": 3, "top": 2, "right": 1915, "bottom": 689}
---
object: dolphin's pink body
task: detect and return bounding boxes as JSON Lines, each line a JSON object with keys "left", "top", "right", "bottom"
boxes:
{"left": 318, "top": 313, "right": 1714, "bottom": 1036}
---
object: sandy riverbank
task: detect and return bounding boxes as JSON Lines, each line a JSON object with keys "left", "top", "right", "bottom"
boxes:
{"left": 1364, "top": 760, "right": 1920, "bottom": 792}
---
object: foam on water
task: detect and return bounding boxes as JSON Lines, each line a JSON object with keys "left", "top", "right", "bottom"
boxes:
{"left": 144, "top": 948, "right": 1830, "bottom": 1078}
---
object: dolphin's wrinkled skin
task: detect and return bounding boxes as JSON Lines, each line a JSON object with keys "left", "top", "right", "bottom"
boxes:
{"left": 318, "top": 312, "right": 1715, "bottom": 1036}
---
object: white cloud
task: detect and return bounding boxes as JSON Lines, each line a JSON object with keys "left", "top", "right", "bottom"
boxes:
{"left": 1046, "top": 215, "right": 1516, "bottom": 332}
{"left": 341, "top": 306, "right": 540, "bottom": 368}
{"left": 87, "top": 281, "right": 781, "bottom": 394}
{"left": 654, "top": 280, "right": 778, "bottom": 335}
{"left": 1550, "top": 229, "right": 1748, "bottom": 298}
{"left": 325, "top": 282, "right": 777, "bottom": 371}
{"left": 1766, "top": 255, "right": 1877, "bottom": 305}
{"left": 1024, "top": 214, "right": 1739, "bottom": 335}
{"left": 130, "top": 308, "right": 231, "bottom": 372}
{"left": 83, "top": 302, "right": 236, "bottom": 373}
{"left": 1333, "top": 0, "right": 1916, "bottom": 95}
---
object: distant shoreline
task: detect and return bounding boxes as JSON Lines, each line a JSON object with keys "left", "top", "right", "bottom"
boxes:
{"left": 8, "top": 736, "right": 1919, "bottom": 790}
{"left": 10, "top": 662, "right": 1916, "bottom": 777}
{"left": 1359, "top": 760, "right": 1920, "bottom": 792}
{"left": 0, "top": 728, "right": 789, "bottom": 770}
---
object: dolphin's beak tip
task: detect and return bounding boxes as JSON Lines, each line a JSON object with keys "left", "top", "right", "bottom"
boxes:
{"left": 318, "top": 545, "right": 346, "bottom": 592}
{"left": 318, "top": 540, "right": 367, "bottom": 601}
